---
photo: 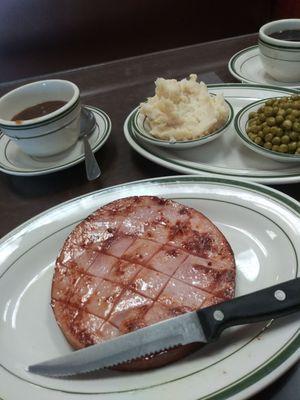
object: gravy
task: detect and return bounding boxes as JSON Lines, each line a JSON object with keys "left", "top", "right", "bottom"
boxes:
{"left": 269, "top": 29, "right": 300, "bottom": 42}
{"left": 12, "top": 100, "right": 67, "bottom": 122}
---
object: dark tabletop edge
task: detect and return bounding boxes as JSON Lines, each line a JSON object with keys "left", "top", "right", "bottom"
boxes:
{"left": 0, "top": 32, "right": 257, "bottom": 90}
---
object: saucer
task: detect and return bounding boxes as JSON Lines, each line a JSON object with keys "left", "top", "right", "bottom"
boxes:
{"left": 228, "top": 45, "right": 300, "bottom": 89}
{"left": 0, "top": 106, "right": 111, "bottom": 176}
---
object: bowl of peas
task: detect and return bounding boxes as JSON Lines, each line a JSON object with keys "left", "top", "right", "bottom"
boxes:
{"left": 234, "top": 94, "right": 300, "bottom": 163}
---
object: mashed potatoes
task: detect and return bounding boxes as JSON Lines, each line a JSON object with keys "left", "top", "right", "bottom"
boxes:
{"left": 140, "top": 74, "right": 229, "bottom": 141}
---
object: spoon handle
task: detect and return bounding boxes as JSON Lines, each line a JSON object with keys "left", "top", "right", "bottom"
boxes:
{"left": 83, "top": 135, "right": 101, "bottom": 180}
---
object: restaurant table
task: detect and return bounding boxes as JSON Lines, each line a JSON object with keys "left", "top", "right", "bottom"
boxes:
{"left": 0, "top": 33, "right": 299, "bottom": 399}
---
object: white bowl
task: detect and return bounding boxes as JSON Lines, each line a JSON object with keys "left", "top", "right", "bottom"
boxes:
{"left": 131, "top": 100, "right": 233, "bottom": 150}
{"left": 234, "top": 99, "right": 300, "bottom": 163}
{"left": 0, "top": 80, "right": 81, "bottom": 157}
{"left": 259, "top": 19, "right": 300, "bottom": 82}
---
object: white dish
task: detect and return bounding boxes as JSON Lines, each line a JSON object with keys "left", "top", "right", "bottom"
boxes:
{"left": 259, "top": 19, "right": 300, "bottom": 82}
{"left": 235, "top": 99, "right": 300, "bottom": 163}
{"left": 228, "top": 46, "right": 300, "bottom": 88}
{"left": 0, "top": 175, "right": 299, "bottom": 400}
{"left": 132, "top": 99, "right": 233, "bottom": 149}
{"left": 0, "top": 106, "right": 111, "bottom": 176}
{"left": 124, "top": 83, "right": 300, "bottom": 184}
{"left": 0, "top": 79, "right": 81, "bottom": 157}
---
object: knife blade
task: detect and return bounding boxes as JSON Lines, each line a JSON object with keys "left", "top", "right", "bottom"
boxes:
{"left": 28, "top": 278, "right": 300, "bottom": 377}
{"left": 28, "top": 311, "right": 204, "bottom": 376}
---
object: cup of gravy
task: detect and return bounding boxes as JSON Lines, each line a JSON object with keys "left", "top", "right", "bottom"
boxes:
{"left": 0, "top": 80, "right": 81, "bottom": 157}
{"left": 259, "top": 19, "right": 300, "bottom": 82}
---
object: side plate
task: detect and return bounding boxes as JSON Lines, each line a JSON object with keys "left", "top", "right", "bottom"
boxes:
{"left": 124, "top": 83, "right": 300, "bottom": 184}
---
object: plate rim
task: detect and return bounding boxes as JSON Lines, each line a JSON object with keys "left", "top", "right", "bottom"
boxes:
{"left": 0, "top": 175, "right": 299, "bottom": 400}
{"left": 228, "top": 45, "right": 300, "bottom": 88}
{"left": 0, "top": 106, "right": 112, "bottom": 177}
{"left": 123, "top": 83, "right": 300, "bottom": 184}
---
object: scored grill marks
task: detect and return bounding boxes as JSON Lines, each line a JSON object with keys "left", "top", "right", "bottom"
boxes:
{"left": 54, "top": 240, "right": 232, "bottom": 325}
{"left": 52, "top": 196, "right": 235, "bottom": 354}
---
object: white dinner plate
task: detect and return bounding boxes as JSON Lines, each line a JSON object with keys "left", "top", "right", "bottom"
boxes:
{"left": 0, "top": 175, "right": 299, "bottom": 400}
{"left": 0, "top": 106, "right": 111, "bottom": 176}
{"left": 228, "top": 45, "right": 300, "bottom": 89}
{"left": 124, "top": 83, "right": 300, "bottom": 184}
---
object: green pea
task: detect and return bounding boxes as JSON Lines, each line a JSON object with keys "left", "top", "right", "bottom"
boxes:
{"left": 264, "top": 106, "right": 273, "bottom": 117}
{"left": 258, "top": 130, "right": 265, "bottom": 138}
{"left": 265, "top": 133, "right": 274, "bottom": 142}
{"left": 254, "top": 137, "right": 263, "bottom": 145}
{"left": 288, "top": 142, "right": 297, "bottom": 152}
{"left": 279, "top": 144, "right": 289, "bottom": 153}
{"left": 272, "top": 136, "right": 281, "bottom": 145}
{"left": 277, "top": 109, "right": 286, "bottom": 117}
{"left": 290, "top": 131, "right": 299, "bottom": 141}
{"left": 293, "top": 122, "right": 300, "bottom": 132}
{"left": 282, "top": 120, "right": 292, "bottom": 130}
{"left": 276, "top": 127, "right": 284, "bottom": 137}
{"left": 293, "top": 101, "right": 300, "bottom": 109}
{"left": 275, "top": 115, "right": 284, "bottom": 124}
{"left": 267, "top": 117, "right": 276, "bottom": 126}
{"left": 264, "top": 142, "right": 272, "bottom": 150}
{"left": 281, "top": 135, "right": 290, "bottom": 144}
{"left": 259, "top": 114, "right": 266, "bottom": 122}
{"left": 246, "top": 96, "right": 300, "bottom": 152}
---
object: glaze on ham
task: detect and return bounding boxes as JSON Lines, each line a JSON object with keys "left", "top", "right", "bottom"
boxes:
{"left": 51, "top": 196, "right": 235, "bottom": 370}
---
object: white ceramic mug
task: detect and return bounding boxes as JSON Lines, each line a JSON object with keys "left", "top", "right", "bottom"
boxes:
{"left": 259, "top": 19, "right": 300, "bottom": 82}
{"left": 0, "top": 80, "right": 81, "bottom": 157}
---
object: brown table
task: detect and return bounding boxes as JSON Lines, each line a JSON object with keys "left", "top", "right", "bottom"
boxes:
{"left": 0, "top": 33, "right": 299, "bottom": 399}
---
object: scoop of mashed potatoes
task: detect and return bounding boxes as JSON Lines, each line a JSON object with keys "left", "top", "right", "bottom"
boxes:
{"left": 140, "top": 74, "right": 229, "bottom": 141}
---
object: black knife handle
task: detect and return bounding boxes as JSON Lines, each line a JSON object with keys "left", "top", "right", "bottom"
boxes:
{"left": 197, "top": 278, "right": 300, "bottom": 342}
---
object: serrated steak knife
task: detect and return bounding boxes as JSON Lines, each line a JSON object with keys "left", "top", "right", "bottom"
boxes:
{"left": 28, "top": 278, "right": 300, "bottom": 377}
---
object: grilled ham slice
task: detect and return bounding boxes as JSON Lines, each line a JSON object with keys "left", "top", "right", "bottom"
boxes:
{"left": 51, "top": 196, "right": 235, "bottom": 370}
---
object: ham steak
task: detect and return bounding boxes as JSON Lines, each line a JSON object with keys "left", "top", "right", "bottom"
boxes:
{"left": 51, "top": 196, "right": 235, "bottom": 370}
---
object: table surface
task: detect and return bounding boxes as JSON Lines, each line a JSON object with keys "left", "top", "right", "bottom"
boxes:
{"left": 0, "top": 33, "right": 299, "bottom": 399}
